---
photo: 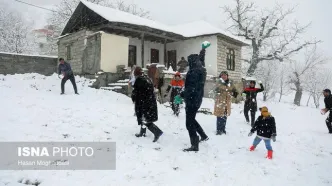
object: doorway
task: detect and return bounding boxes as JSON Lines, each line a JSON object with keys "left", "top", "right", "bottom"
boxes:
{"left": 167, "top": 50, "right": 177, "bottom": 71}
{"left": 128, "top": 45, "right": 137, "bottom": 67}
{"left": 150, "top": 49, "right": 160, "bottom": 63}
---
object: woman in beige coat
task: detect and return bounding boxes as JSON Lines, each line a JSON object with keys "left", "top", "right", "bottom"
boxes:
{"left": 213, "top": 71, "right": 238, "bottom": 135}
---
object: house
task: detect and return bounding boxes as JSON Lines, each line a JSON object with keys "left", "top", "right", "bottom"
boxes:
{"left": 32, "top": 25, "right": 57, "bottom": 55}
{"left": 58, "top": 0, "right": 249, "bottom": 82}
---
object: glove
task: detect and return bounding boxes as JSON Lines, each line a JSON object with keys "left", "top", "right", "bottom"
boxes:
{"left": 271, "top": 134, "right": 276, "bottom": 142}
{"left": 258, "top": 80, "right": 262, "bottom": 84}
{"left": 248, "top": 132, "right": 253, "bottom": 137}
{"left": 232, "top": 91, "right": 238, "bottom": 98}
{"left": 202, "top": 41, "right": 211, "bottom": 49}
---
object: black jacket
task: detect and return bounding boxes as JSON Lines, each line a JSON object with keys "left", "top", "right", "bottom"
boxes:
{"left": 324, "top": 95, "right": 332, "bottom": 111}
{"left": 132, "top": 75, "right": 158, "bottom": 123}
{"left": 182, "top": 49, "right": 206, "bottom": 109}
{"left": 243, "top": 84, "right": 264, "bottom": 110}
{"left": 251, "top": 115, "right": 277, "bottom": 138}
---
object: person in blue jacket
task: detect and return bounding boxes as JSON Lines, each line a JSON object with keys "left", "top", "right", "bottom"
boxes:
{"left": 58, "top": 58, "right": 78, "bottom": 95}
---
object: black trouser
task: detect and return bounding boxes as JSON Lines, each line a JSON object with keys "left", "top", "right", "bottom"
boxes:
{"left": 244, "top": 103, "right": 256, "bottom": 127}
{"left": 326, "top": 112, "right": 332, "bottom": 132}
{"left": 61, "top": 75, "right": 78, "bottom": 94}
{"left": 185, "top": 106, "right": 208, "bottom": 146}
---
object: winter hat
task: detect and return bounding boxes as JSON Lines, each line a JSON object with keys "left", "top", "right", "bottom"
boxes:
{"left": 134, "top": 66, "right": 143, "bottom": 76}
{"left": 323, "top": 89, "right": 331, "bottom": 94}
{"left": 259, "top": 106, "right": 271, "bottom": 118}
{"left": 219, "top": 71, "right": 228, "bottom": 77}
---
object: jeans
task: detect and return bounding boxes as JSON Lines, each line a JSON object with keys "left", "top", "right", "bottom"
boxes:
{"left": 326, "top": 112, "right": 332, "bottom": 132}
{"left": 216, "top": 116, "right": 227, "bottom": 131}
{"left": 252, "top": 136, "right": 272, "bottom": 151}
{"left": 61, "top": 75, "right": 78, "bottom": 93}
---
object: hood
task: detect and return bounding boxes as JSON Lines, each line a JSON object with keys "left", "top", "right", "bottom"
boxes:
{"left": 187, "top": 54, "right": 202, "bottom": 69}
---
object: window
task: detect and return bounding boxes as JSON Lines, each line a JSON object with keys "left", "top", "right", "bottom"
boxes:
{"left": 128, "top": 45, "right": 137, "bottom": 67}
{"left": 226, "top": 49, "right": 235, "bottom": 71}
{"left": 66, "top": 45, "right": 72, "bottom": 60}
{"left": 150, "top": 49, "right": 159, "bottom": 63}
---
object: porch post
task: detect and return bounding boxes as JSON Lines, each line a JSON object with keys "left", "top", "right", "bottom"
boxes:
{"left": 141, "top": 33, "right": 145, "bottom": 67}
{"left": 164, "top": 38, "right": 168, "bottom": 67}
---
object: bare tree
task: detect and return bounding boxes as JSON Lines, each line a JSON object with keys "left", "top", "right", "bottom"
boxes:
{"left": 223, "top": 0, "right": 319, "bottom": 77}
{"left": 304, "top": 69, "right": 332, "bottom": 108}
{"left": 0, "top": 6, "right": 37, "bottom": 54}
{"left": 46, "top": 0, "right": 150, "bottom": 55}
{"left": 288, "top": 46, "right": 326, "bottom": 106}
{"left": 255, "top": 61, "right": 278, "bottom": 101}
{"left": 276, "top": 64, "right": 291, "bottom": 102}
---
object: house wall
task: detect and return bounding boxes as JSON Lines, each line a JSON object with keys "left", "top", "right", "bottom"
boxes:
{"left": 217, "top": 36, "right": 242, "bottom": 82}
{"left": 58, "top": 29, "right": 95, "bottom": 74}
{"left": 100, "top": 33, "right": 129, "bottom": 72}
{"left": 166, "top": 35, "right": 218, "bottom": 76}
{"left": 129, "top": 37, "right": 165, "bottom": 66}
{"left": 82, "top": 33, "right": 102, "bottom": 74}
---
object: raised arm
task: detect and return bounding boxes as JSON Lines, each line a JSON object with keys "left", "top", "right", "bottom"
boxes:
{"left": 199, "top": 49, "right": 206, "bottom": 67}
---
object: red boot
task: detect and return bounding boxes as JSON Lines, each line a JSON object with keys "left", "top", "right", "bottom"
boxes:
{"left": 266, "top": 150, "right": 273, "bottom": 159}
{"left": 249, "top": 146, "right": 255, "bottom": 151}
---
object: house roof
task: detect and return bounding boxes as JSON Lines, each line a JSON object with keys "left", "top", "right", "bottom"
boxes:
{"left": 74, "top": 0, "right": 249, "bottom": 45}
{"left": 171, "top": 21, "right": 249, "bottom": 44}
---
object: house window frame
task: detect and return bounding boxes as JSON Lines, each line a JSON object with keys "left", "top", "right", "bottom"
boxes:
{"left": 66, "top": 44, "right": 72, "bottom": 60}
{"left": 226, "top": 48, "right": 235, "bottom": 71}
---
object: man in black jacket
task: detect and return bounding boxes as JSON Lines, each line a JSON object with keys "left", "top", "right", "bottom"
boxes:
{"left": 322, "top": 89, "right": 332, "bottom": 133}
{"left": 132, "top": 67, "right": 163, "bottom": 142}
{"left": 181, "top": 44, "right": 210, "bottom": 152}
{"left": 58, "top": 58, "right": 78, "bottom": 95}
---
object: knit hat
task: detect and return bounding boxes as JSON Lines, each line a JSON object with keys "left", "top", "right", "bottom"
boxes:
{"left": 259, "top": 106, "right": 271, "bottom": 118}
{"left": 323, "top": 89, "right": 331, "bottom": 94}
{"left": 219, "top": 71, "right": 228, "bottom": 77}
{"left": 134, "top": 66, "right": 143, "bottom": 76}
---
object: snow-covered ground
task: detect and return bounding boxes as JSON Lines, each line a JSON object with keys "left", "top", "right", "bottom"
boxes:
{"left": 0, "top": 73, "right": 331, "bottom": 186}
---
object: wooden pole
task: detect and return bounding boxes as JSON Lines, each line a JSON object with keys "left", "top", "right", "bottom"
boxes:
{"left": 141, "top": 33, "right": 145, "bottom": 67}
{"left": 164, "top": 38, "right": 167, "bottom": 67}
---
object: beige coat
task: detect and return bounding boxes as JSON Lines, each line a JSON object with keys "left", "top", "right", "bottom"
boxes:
{"left": 213, "top": 79, "right": 238, "bottom": 117}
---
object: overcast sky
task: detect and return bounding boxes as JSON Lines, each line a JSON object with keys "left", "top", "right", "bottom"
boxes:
{"left": 2, "top": 0, "right": 331, "bottom": 63}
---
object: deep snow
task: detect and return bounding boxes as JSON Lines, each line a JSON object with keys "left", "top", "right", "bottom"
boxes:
{"left": 0, "top": 73, "right": 331, "bottom": 186}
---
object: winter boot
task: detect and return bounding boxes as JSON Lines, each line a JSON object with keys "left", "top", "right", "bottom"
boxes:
{"left": 135, "top": 127, "right": 146, "bottom": 137}
{"left": 146, "top": 123, "right": 163, "bottom": 142}
{"left": 266, "top": 150, "right": 273, "bottom": 159}
{"left": 222, "top": 130, "right": 227, "bottom": 135}
{"left": 183, "top": 136, "right": 199, "bottom": 152}
{"left": 199, "top": 135, "right": 209, "bottom": 142}
{"left": 216, "top": 130, "right": 222, "bottom": 135}
{"left": 249, "top": 145, "right": 255, "bottom": 151}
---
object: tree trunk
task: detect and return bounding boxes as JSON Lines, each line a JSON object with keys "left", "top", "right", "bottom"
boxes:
{"left": 294, "top": 89, "right": 302, "bottom": 106}
{"left": 246, "top": 52, "right": 259, "bottom": 77}
{"left": 306, "top": 94, "right": 311, "bottom": 106}
{"left": 263, "top": 92, "right": 267, "bottom": 101}
{"left": 313, "top": 93, "right": 320, "bottom": 108}
{"left": 279, "top": 88, "right": 283, "bottom": 102}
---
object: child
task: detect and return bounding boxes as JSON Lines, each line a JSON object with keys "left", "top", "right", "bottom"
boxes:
{"left": 248, "top": 106, "right": 277, "bottom": 159}
{"left": 164, "top": 72, "right": 184, "bottom": 116}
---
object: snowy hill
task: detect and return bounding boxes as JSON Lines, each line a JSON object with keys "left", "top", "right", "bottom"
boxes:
{"left": 0, "top": 74, "right": 331, "bottom": 186}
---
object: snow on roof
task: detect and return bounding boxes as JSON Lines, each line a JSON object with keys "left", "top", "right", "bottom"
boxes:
{"left": 79, "top": 0, "right": 249, "bottom": 45}
{"left": 171, "top": 21, "right": 250, "bottom": 45}
{"left": 0, "top": 52, "right": 57, "bottom": 58}
{"left": 81, "top": 0, "right": 176, "bottom": 34}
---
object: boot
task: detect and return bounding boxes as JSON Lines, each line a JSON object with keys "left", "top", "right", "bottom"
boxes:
{"left": 199, "top": 135, "right": 209, "bottom": 142}
{"left": 135, "top": 127, "right": 146, "bottom": 137}
{"left": 147, "top": 123, "right": 163, "bottom": 142}
{"left": 183, "top": 136, "right": 199, "bottom": 152}
{"left": 266, "top": 150, "right": 273, "bottom": 159}
{"left": 249, "top": 145, "right": 255, "bottom": 151}
{"left": 222, "top": 130, "right": 227, "bottom": 135}
{"left": 216, "top": 130, "right": 222, "bottom": 135}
